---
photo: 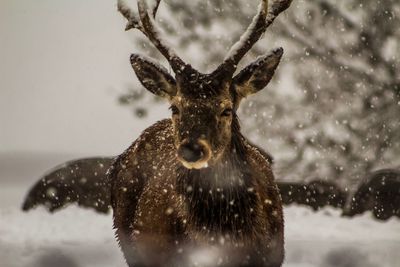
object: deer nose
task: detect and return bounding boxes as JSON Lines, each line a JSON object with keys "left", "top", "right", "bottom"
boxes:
{"left": 178, "top": 141, "right": 205, "bottom": 163}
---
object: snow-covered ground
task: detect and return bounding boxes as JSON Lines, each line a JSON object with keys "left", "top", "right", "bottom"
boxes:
{"left": 1, "top": 156, "right": 399, "bottom": 267}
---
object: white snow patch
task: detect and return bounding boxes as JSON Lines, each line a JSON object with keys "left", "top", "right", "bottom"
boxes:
{"left": 0, "top": 200, "right": 399, "bottom": 267}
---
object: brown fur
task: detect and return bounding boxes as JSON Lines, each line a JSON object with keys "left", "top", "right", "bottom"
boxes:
{"left": 109, "top": 119, "right": 284, "bottom": 267}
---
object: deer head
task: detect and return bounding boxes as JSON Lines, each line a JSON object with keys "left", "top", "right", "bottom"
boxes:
{"left": 118, "top": 0, "right": 292, "bottom": 169}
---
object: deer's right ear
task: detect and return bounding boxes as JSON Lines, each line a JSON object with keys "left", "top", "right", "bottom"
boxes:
{"left": 130, "top": 54, "right": 177, "bottom": 98}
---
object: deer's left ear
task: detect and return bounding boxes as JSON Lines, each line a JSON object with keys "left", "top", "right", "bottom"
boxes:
{"left": 232, "top": 48, "right": 283, "bottom": 102}
{"left": 130, "top": 54, "right": 177, "bottom": 98}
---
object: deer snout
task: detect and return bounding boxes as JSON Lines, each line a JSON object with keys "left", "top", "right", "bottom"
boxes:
{"left": 179, "top": 142, "right": 204, "bottom": 162}
{"left": 177, "top": 139, "right": 211, "bottom": 169}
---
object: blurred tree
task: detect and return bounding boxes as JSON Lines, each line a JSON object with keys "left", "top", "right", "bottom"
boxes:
{"left": 119, "top": 0, "right": 400, "bottom": 188}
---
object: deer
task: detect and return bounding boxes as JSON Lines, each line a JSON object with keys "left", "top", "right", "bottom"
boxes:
{"left": 22, "top": 0, "right": 293, "bottom": 266}
{"left": 110, "top": 0, "right": 292, "bottom": 266}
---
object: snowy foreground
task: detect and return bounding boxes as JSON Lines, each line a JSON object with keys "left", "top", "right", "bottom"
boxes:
{"left": 1, "top": 201, "right": 399, "bottom": 267}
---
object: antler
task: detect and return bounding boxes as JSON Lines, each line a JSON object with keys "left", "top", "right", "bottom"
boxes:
{"left": 118, "top": 0, "right": 292, "bottom": 76}
{"left": 117, "top": 0, "right": 185, "bottom": 72}
{"left": 217, "top": 0, "right": 293, "bottom": 74}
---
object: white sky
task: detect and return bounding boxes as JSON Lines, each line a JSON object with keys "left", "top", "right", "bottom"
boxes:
{"left": 0, "top": 0, "right": 167, "bottom": 156}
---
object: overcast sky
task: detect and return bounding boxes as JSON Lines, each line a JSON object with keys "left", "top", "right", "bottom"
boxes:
{"left": 0, "top": 0, "right": 168, "bottom": 156}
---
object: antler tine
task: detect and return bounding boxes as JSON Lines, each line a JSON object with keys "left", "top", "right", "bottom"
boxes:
{"left": 117, "top": 0, "right": 142, "bottom": 31}
{"left": 118, "top": 0, "right": 185, "bottom": 72}
{"left": 151, "top": 0, "right": 161, "bottom": 18}
{"left": 219, "top": 0, "right": 293, "bottom": 74}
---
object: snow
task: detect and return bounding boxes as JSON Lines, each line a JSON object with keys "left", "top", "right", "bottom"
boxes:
{"left": 1, "top": 180, "right": 399, "bottom": 267}
{"left": 284, "top": 207, "right": 400, "bottom": 267}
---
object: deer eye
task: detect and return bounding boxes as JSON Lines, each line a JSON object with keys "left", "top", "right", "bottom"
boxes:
{"left": 170, "top": 105, "right": 179, "bottom": 116}
{"left": 221, "top": 108, "right": 233, "bottom": 117}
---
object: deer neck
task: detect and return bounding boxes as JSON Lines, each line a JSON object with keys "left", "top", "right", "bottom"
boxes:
{"left": 176, "top": 122, "right": 257, "bottom": 234}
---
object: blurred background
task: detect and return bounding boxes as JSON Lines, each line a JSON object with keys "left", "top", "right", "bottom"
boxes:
{"left": 2, "top": 0, "right": 400, "bottom": 189}
{"left": 1, "top": 0, "right": 399, "bottom": 267}
{"left": 117, "top": 0, "right": 400, "bottom": 189}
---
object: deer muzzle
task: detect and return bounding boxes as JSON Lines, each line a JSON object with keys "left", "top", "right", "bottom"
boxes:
{"left": 177, "top": 139, "right": 212, "bottom": 169}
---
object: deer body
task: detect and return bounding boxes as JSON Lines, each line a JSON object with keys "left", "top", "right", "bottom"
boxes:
{"left": 110, "top": 119, "right": 283, "bottom": 266}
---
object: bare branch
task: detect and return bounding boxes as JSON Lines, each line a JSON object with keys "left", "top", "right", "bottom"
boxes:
{"left": 314, "top": 0, "right": 397, "bottom": 80}
{"left": 278, "top": 23, "right": 378, "bottom": 86}
{"left": 316, "top": 0, "right": 358, "bottom": 30}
